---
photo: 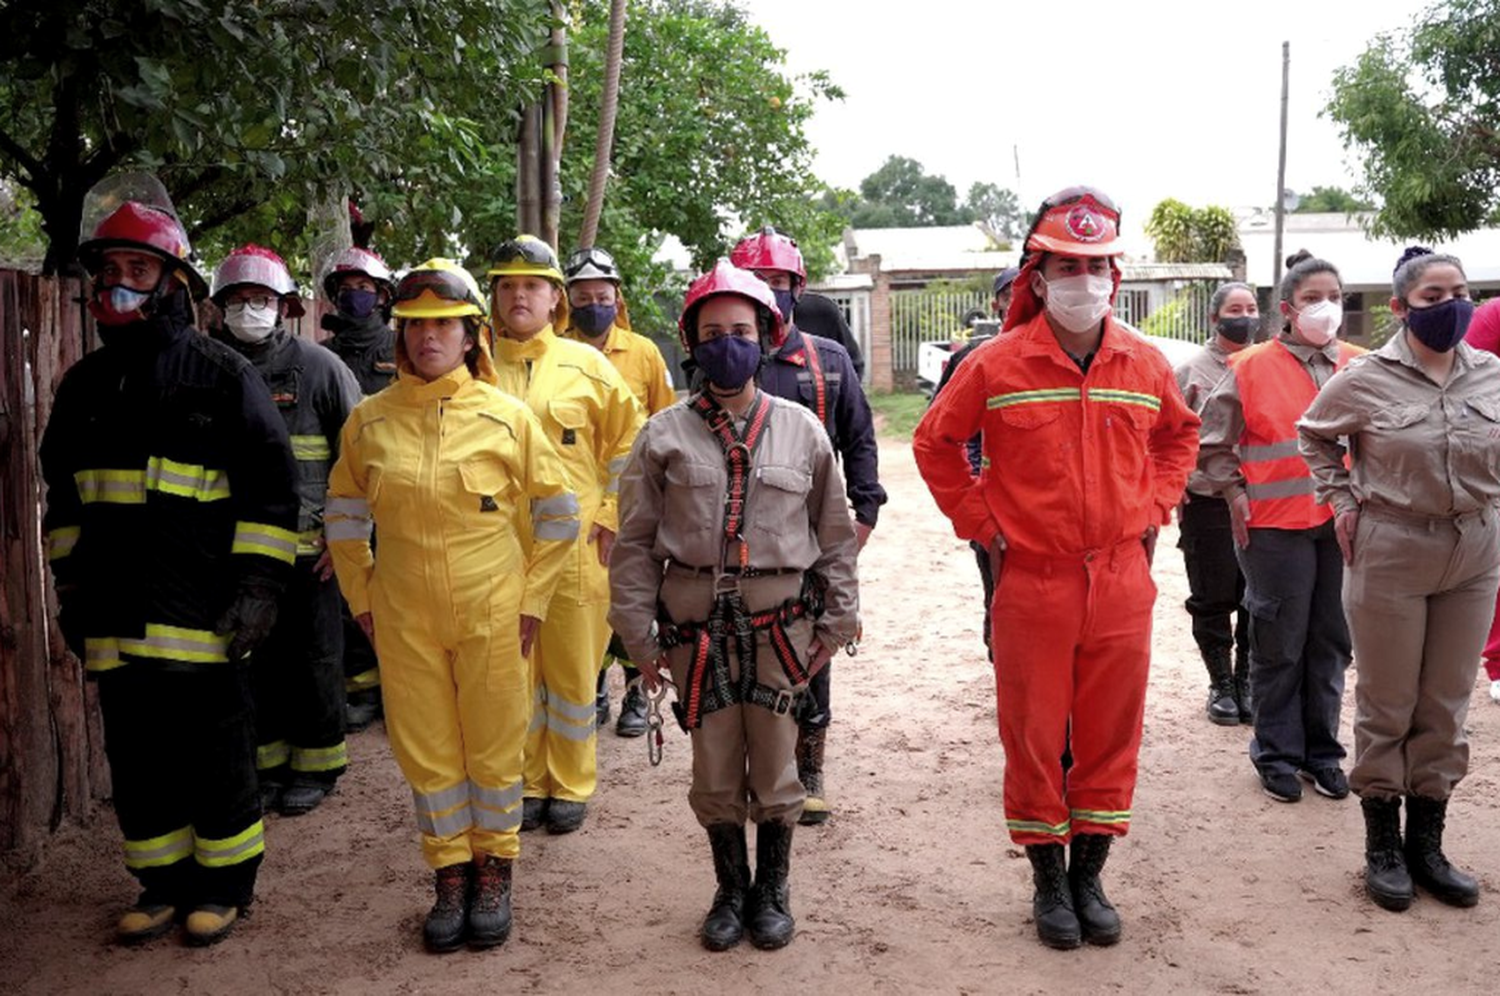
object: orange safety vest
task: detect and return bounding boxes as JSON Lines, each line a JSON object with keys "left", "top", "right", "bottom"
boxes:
{"left": 1231, "top": 338, "right": 1362, "bottom": 530}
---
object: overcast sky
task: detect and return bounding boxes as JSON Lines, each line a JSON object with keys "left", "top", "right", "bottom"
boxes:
{"left": 737, "top": 0, "right": 1417, "bottom": 227}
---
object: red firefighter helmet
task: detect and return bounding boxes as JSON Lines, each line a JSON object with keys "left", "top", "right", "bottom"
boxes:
{"left": 678, "top": 260, "right": 784, "bottom": 351}
{"left": 77, "top": 201, "right": 210, "bottom": 300}
{"left": 1022, "top": 187, "right": 1122, "bottom": 257}
{"left": 211, "top": 244, "right": 305, "bottom": 318}
{"left": 322, "top": 246, "right": 395, "bottom": 300}
{"left": 730, "top": 226, "right": 806, "bottom": 287}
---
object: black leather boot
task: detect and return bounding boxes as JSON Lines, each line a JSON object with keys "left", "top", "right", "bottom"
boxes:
{"left": 1025, "top": 843, "right": 1081, "bottom": 950}
{"left": 423, "top": 864, "right": 471, "bottom": 953}
{"left": 1361, "top": 797, "right": 1413, "bottom": 911}
{"left": 1068, "top": 834, "right": 1121, "bottom": 945}
{"left": 468, "top": 855, "right": 513, "bottom": 948}
{"left": 702, "top": 824, "right": 750, "bottom": 951}
{"left": 1405, "top": 795, "right": 1479, "bottom": 907}
{"left": 616, "top": 681, "right": 649, "bottom": 738}
{"left": 796, "top": 726, "right": 830, "bottom": 826}
{"left": 747, "top": 821, "right": 795, "bottom": 949}
{"left": 1233, "top": 653, "right": 1253, "bottom": 724}
{"left": 1204, "top": 650, "right": 1239, "bottom": 726}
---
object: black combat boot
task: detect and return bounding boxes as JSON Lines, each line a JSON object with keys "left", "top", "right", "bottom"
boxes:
{"left": 423, "top": 863, "right": 471, "bottom": 953}
{"left": 468, "top": 855, "right": 513, "bottom": 948}
{"left": 796, "top": 726, "right": 830, "bottom": 826}
{"left": 747, "top": 821, "right": 795, "bottom": 949}
{"left": 1233, "top": 652, "right": 1253, "bottom": 724}
{"left": 1361, "top": 797, "right": 1413, "bottom": 911}
{"left": 1068, "top": 834, "right": 1121, "bottom": 945}
{"left": 702, "top": 824, "right": 751, "bottom": 951}
{"left": 1204, "top": 650, "right": 1239, "bottom": 726}
{"left": 1025, "top": 844, "right": 1081, "bottom": 950}
{"left": 615, "top": 681, "right": 649, "bottom": 738}
{"left": 1404, "top": 795, "right": 1479, "bottom": 907}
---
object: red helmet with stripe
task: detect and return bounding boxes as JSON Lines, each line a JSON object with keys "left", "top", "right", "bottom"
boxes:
{"left": 678, "top": 260, "right": 784, "bottom": 351}
{"left": 322, "top": 246, "right": 395, "bottom": 300}
{"left": 730, "top": 226, "right": 806, "bottom": 287}
{"left": 77, "top": 201, "right": 210, "bottom": 300}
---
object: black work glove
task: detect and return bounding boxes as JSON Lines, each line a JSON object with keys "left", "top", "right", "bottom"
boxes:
{"left": 214, "top": 578, "right": 283, "bottom": 660}
{"left": 56, "top": 587, "right": 87, "bottom": 658}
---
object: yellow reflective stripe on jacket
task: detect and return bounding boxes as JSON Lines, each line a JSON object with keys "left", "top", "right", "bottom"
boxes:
{"left": 257, "top": 740, "right": 291, "bottom": 770}
{"left": 195, "top": 821, "right": 266, "bottom": 868}
{"left": 1088, "top": 388, "right": 1162, "bottom": 411}
{"left": 289, "top": 435, "right": 332, "bottom": 462}
{"left": 84, "top": 636, "right": 126, "bottom": 673}
{"left": 345, "top": 667, "right": 380, "bottom": 692}
{"left": 291, "top": 742, "right": 349, "bottom": 773}
{"left": 295, "top": 529, "right": 323, "bottom": 558}
{"left": 146, "top": 456, "right": 231, "bottom": 501}
{"left": 986, "top": 388, "right": 1083, "bottom": 409}
{"left": 231, "top": 521, "right": 298, "bottom": 563}
{"left": 47, "top": 526, "right": 81, "bottom": 561}
{"left": 119, "top": 623, "right": 230, "bottom": 664}
{"left": 74, "top": 469, "right": 147, "bottom": 504}
{"left": 123, "top": 826, "right": 194, "bottom": 869}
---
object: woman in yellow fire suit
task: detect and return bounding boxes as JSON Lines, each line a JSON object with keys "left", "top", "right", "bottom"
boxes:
{"left": 325, "top": 259, "right": 579, "bottom": 953}
{"left": 486, "top": 235, "right": 643, "bottom": 835}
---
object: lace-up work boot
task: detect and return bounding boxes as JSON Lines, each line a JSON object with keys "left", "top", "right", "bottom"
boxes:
{"left": 702, "top": 824, "right": 751, "bottom": 951}
{"left": 424, "top": 864, "right": 471, "bottom": 952}
{"left": 1068, "top": 834, "right": 1121, "bottom": 945}
{"left": 1405, "top": 795, "right": 1479, "bottom": 907}
{"left": 1361, "top": 797, "right": 1413, "bottom": 912}
{"left": 747, "top": 822, "right": 795, "bottom": 949}
{"left": 1025, "top": 844, "right": 1081, "bottom": 950}
{"left": 468, "top": 855, "right": 513, "bottom": 948}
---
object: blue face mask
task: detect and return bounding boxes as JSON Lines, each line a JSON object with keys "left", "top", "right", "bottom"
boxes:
{"left": 772, "top": 288, "right": 796, "bottom": 325}
{"left": 693, "top": 335, "right": 762, "bottom": 391}
{"left": 573, "top": 303, "right": 617, "bottom": 336}
{"left": 1406, "top": 297, "right": 1475, "bottom": 353}
{"left": 337, "top": 288, "right": 379, "bottom": 320}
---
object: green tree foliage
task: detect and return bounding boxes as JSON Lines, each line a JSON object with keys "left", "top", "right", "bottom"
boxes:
{"left": 1290, "top": 185, "right": 1376, "bottom": 214}
{"left": 536, "top": 0, "right": 845, "bottom": 329}
{"left": 964, "top": 181, "right": 1023, "bottom": 242}
{"left": 1145, "top": 199, "right": 1240, "bottom": 263}
{"left": 825, "top": 156, "right": 1021, "bottom": 234}
{"left": 1327, "top": 0, "right": 1500, "bottom": 239}
{"left": 0, "top": 0, "right": 551, "bottom": 273}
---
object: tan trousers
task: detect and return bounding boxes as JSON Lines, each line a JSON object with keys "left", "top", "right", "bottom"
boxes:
{"left": 1346, "top": 505, "right": 1500, "bottom": 801}
{"left": 660, "top": 569, "right": 810, "bottom": 827}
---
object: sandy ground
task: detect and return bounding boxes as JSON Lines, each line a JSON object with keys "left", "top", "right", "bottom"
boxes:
{"left": 4, "top": 436, "right": 1500, "bottom": 995}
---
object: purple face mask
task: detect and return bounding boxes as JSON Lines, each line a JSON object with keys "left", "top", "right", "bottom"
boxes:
{"left": 1406, "top": 297, "right": 1475, "bottom": 353}
{"left": 693, "top": 335, "right": 762, "bottom": 391}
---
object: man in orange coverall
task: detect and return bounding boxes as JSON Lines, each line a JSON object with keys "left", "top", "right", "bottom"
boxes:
{"left": 914, "top": 186, "right": 1199, "bottom": 951}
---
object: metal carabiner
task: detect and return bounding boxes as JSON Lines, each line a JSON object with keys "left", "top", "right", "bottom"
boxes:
{"left": 645, "top": 678, "right": 674, "bottom": 767}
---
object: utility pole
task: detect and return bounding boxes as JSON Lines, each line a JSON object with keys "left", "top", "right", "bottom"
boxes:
{"left": 1273, "top": 41, "right": 1290, "bottom": 290}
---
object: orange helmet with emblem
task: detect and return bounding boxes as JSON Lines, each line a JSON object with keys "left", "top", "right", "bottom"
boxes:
{"left": 678, "top": 260, "right": 784, "bottom": 352}
{"left": 1003, "top": 186, "right": 1124, "bottom": 332}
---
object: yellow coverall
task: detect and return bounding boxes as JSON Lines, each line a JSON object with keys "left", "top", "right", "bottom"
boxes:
{"left": 492, "top": 325, "right": 644, "bottom": 804}
{"left": 565, "top": 321, "right": 677, "bottom": 416}
{"left": 325, "top": 356, "right": 579, "bottom": 868}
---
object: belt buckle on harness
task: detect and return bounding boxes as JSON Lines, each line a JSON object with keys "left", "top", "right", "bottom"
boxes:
{"left": 770, "top": 688, "right": 798, "bottom": 716}
{"left": 713, "top": 571, "right": 741, "bottom": 596}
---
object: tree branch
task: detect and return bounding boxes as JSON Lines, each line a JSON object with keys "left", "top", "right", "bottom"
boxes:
{"left": 0, "top": 124, "right": 42, "bottom": 180}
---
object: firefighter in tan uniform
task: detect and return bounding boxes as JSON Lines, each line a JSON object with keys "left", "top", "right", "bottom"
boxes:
{"left": 562, "top": 245, "right": 675, "bottom": 736}
{"left": 486, "top": 235, "right": 643, "bottom": 835}
{"left": 1299, "top": 248, "right": 1500, "bottom": 914}
{"left": 609, "top": 261, "right": 859, "bottom": 952}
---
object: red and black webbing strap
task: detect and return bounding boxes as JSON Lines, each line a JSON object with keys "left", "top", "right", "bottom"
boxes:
{"left": 802, "top": 339, "right": 828, "bottom": 427}
{"left": 690, "top": 390, "right": 773, "bottom": 570}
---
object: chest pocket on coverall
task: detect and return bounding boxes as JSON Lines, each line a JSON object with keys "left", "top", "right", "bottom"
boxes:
{"left": 1451, "top": 397, "right": 1500, "bottom": 482}
{"left": 994, "top": 403, "right": 1065, "bottom": 478}
{"left": 1099, "top": 401, "right": 1153, "bottom": 482}
{"left": 665, "top": 461, "right": 721, "bottom": 545}
{"left": 749, "top": 464, "right": 813, "bottom": 541}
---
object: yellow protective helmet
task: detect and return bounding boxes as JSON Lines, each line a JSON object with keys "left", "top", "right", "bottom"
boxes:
{"left": 485, "top": 235, "right": 566, "bottom": 286}
{"left": 391, "top": 258, "right": 487, "bottom": 319}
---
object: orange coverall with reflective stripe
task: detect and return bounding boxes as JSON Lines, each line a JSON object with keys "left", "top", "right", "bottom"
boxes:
{"left": 914, "top": 314, "right": 1200, "bottom": 845}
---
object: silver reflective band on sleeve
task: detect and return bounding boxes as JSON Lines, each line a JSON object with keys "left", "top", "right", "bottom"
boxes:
{"left": 604, "top": 455, "right": 628, "bottom": 494}
{"left": 534, "top": 519, "right": 580, "bottom": 541}
{"left": 532, "top": 493, "right": 580, "bottom": 518}
{"left": 232, "top": 522, "right": 299, "bottom": 563}
{"left": 324, "top": 518, "right": 374, "bottom": 542}
{"left": 532, "top": 492, "right": 581, "bottom": 542}
{"left": 1240, "top": 439, "right": 1302, "bottom": 462}
{"left": 1244, "top": 477, "right": 1317, "bottom": 500}
{"left": 326, "top": 496, "right": 371, "bottom": 518}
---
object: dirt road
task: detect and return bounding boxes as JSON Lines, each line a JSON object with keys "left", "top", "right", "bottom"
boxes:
{"left": 3, "top": 437, "right": 1499, "bottom": 994}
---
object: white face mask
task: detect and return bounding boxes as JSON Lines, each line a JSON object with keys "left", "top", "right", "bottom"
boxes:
{"left": 224, "top": 302, "right": 279, "bottom": 343}
{"left": 1042, "top": 273, "right": 1114, "bottom": 334}
{"left": 1292, "top": 299, "right": 1342, "bottom": 346}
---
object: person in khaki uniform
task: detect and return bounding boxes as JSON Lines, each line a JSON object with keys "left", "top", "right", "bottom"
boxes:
{"left": 1299, "top": 247, "right": 1500, "bottom": 914}
{"left": 609, "top": 261, "right": 859, "bottom": 953}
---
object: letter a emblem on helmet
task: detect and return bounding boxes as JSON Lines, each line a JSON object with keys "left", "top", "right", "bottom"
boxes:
{"left": 1065, "top": 205, "right": 1106, "bottom": 243}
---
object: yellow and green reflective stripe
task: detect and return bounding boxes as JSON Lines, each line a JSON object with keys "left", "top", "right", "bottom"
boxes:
{"left": 195, "top": 821, "right": 265, "bottom": 868}
{"left": 987, "top": 388, "right": 1082, "bottom": 409}
{"left": 231, "top": 521, "right": 298, "bottom": 563}
{"left": 291, "top": 742, "right": 349, "bottom": 773}
{"left": 980, "top": 456, "right": 991, "bottom": 469}
{"left": 1005, "top": 818, "right": 1071, "bottom": 837}
{"left": 295, "top": 529, "right": 323, "bottom": 558}
{"left": 289, "top": 435, "right": 331, "bottom": 462}
{"left": 120, "top": 623, "right": 229, "bottom": 664}
{"left": 84, "top": 636, "right": 125, "bottom": 673}
{"left": 1089, "top": 388, "right": 1161, "bottom": 411}
{"left": 123, "top": 826, "right": 194, "bottom": 870}
{"left": 345, "top": 668, "right": 380, "bottom": 692}
{"left": 75, "top": 469, "right": 147, "bottom": 504}
{"left": 47, "top": 526, "right": 81, "bottom": 561}
{"left": 257, "top": 740, "right": 291, "bottom": 771}
{"left": 1070, "top": 808, "right": 1131, "bottom": 825}
{"left": 146, "top": 456, "right": 230, "bottom": 501}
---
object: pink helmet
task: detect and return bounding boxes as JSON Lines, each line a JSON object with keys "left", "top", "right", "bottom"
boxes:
{"left": 211, "top": 244, "right": 305, "bottom": 318}
{"left": 322, "top": 246, "right": 395, "bottom": 299}
{"left": 678, "top": 260, "right": 784, "bottom": 351}
{"left": 730, "top": 226, "right": 805, "bottom": 288}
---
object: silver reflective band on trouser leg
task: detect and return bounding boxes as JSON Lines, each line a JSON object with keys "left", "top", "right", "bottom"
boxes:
{"left": 545, "top": 691, "right": 600, "bottom": 739}
{"left": 532, "top": 492, "right": 581, "bottom": 541}
{"left": 413, "top": 781, "right": 475, "bottom": 838}
{"left": 123, "top": 826, "right": 194, "bottom": 870}
{"left": 472, "top": 780, "right": 524, "bottom": 832}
